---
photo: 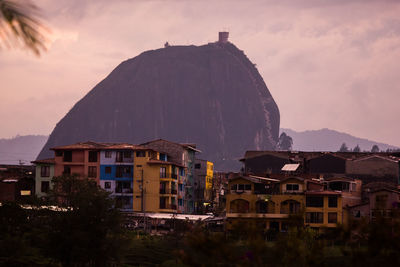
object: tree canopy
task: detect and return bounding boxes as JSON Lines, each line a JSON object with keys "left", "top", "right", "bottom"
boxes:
{"left": 278, "top": 132, "right": 293, "bottom": 151}
{"left": 338, "top": 143, "right": 349, "bottom": 152}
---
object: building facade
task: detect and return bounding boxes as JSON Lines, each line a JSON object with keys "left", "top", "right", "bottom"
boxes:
{"left": 226, "top": 175, "right": 350, "bottom": 232}
{"left": 32, "top": 158, "right": 55, "bottom": 198}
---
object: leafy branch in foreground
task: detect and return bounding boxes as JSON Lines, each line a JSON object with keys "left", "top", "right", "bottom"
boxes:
{"left": 0, "top": 0, "right": 47, "bottom": 55}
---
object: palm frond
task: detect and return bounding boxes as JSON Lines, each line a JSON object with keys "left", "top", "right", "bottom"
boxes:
{"left": 0, "top": 0, "right": 47, "bottom": 55}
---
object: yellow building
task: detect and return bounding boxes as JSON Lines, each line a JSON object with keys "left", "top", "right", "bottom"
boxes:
{"left": 226, "top": 176, "right": 344, "bottom": 231}
{"left": 132, "top": 149, "right": 186, "bottom": 213}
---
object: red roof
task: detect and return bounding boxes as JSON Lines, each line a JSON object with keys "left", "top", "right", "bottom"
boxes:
{"left": 51, "top": 141, "right": 147, "bottom": 151}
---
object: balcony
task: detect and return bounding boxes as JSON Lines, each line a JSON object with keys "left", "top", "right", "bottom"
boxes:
{"left": 160, "top": 204, "right": 177, "bottom": 210}
{"left": 160, "top": 173, "right": 178, "bottom": 180}
{"left": 115, "top": 188, "right": 133, "bottom": 194}
{"left": 159, "top": 189, "right": 178, "bottom": 195}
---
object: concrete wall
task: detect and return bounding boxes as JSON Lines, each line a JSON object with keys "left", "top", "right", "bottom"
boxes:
{"left": 35, "top": 164, "right": 54, "bottom": 198}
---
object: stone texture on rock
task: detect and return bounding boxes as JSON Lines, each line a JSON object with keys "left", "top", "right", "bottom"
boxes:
{"left": 38, "top": 42, "right": 280, "bottom": 171}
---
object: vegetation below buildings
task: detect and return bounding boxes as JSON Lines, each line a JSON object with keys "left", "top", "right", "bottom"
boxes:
{"left": 2, "top": 177, "right": 400, "bottom": 266}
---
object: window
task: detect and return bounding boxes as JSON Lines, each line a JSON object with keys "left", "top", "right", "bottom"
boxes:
{"left": 63, "top": 151, "right": 72, "bottom": 162}
{"left": 41, "top": 181, "right": 49, "bottom": 193}
{"left": 40, "top": 166, "right": 50, "bottom": 177}
{"left": 55, "top": 151, "right": 63, "bottom": 157}
{"left": 63, "top": 166, "right": 71, "bottom": 175}
{"left": 306, "top": 212, "right": 324, "bottom": 223}
{"left": 351, "top": 183, "right": 356, "bottom": 191}
{"left": 122, "top": 181, "right": 131, "bottom": 189}
{"left": 88, "top": 151, "right": 98, "bottom": 162}
{"left": 136, "top": 165, "right": 142, "bottom": 168}
{"left": 116, "top": 152, "right": 123, "bottom": 162}
{"left": 328, "top": 212, "right": 337, "bottom": 223}
{"left": 286, "top": 184, "right": 300, "bottom": 191}
{"left": 230, "top": 184, "right": 251, "bottom": 192}
{"left": 88, "top": 166, "right": 97, "bottom": 178}
{"left": 306, "top": 196, "right": 324, "bottom": 207}
{"left": 178, "top": 199, "right": 183, "bottom": 206}
{"left": 195, "top": 163, "right": 201, "bottom": 169}
{"left": 123, "top": 151, "right": 132, "bottom": 158}
{"left": 105, "top": 182, "right": 111, "bottom": 189}
{"left": 136, "top": 151, "right": 146, "bottom": 157}
{"left": 160, "top": 153, "right": 167, "bottom": 161}
{"left": 160, "top": 167, "right": 166, "bottom": 178}
{"left": 116, "top": 166, "right": 131, "bottom": 178}
{"left": 105, "top": 166, "right": 112, "bottom": 174}
{"left": 105, "top": 151, "right": 112, "bottom": 158}
{"left": 376, "top": 194, "right": 388, "bottom": 209}
{"left": 328, "top": 196, "right": 338, "bottom": 207}
{"left": 179, "top": 184, "right": 184, "bottom": 192}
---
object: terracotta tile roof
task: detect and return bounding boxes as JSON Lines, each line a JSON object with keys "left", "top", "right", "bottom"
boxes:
{"left": 51, "top": 141, "right": 148, "bottom": 151}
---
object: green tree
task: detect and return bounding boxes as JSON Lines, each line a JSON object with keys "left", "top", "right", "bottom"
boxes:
{"left": 278, "top": 132, "right": 293, "bottom": 151}
{"left": 0, "top": 0, "right": 47, "bottom": 55}
{"left": 371, "top": 145, "right": 380, "bottom": 153}
{"left": 353, "top": 144, "right": 361, "bottom": 152}
{"left": 339, "top": 143, "right": 349, "bottom": 152}
{"left": 47, "top": 175, "right": 127, "bottom": 266}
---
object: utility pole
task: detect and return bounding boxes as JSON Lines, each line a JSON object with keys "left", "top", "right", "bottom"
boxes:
{"left": 140, "top": 169, "right": 147, "bottom": 233}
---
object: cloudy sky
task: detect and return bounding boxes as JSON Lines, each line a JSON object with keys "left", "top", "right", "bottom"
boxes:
{"left": 1, "top": 0, "right": 400, "bottom": 146}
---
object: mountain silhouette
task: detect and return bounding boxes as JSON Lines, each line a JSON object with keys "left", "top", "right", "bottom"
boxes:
{"left": 37, "top": 40, "right": 280, "bottom": 170}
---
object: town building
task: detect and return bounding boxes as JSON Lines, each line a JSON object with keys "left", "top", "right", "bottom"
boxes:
{"left": 140, "top": 139, "right": 200, "bottom": 214}
{"left": 241, "top": 151, "right": 400, "bottom": 185}
{"left": 193, "top": 159, "right": 214, "bottom": 214}
{"left": 0, "top": 164, "right": 35, "bottom": 202}
{"left": 32, "top": 158, "right": 55, "bottom": 198}
{"left": 38, "top": 139, "right": 200, "bottom": 213}
{"left": 226, "top": 174, "right": 360, "bottom": 232}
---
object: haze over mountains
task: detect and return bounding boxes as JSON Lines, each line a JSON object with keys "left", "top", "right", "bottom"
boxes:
{"left": 1, "top": 129, "right": 397, "bottom": 166}
{"left": 280, "top": 128, "right": 398, "bottom": 152}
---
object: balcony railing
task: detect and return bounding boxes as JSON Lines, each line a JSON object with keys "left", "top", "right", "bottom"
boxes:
{"left": 115, "top": 188, "right": 133, "bottom": 194}
{"left": 159, "top": 189, "right": 178, "bottom": 194}
{"left": 160, "top": 204, "right": 177, "bottom": 210}
{"left": 160, "top": 173, "right": 178, "bottom": 179}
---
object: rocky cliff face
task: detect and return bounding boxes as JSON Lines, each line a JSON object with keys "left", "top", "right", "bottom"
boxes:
{"left": 38, "top": 42, "right": 280, "bottom": 170}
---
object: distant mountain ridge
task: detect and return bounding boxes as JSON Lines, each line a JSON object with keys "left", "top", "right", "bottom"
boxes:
{"left": 0, "top": 129, "right": 397, "bottom": 166}
{"left": 0, "top": 135, "right": 48, "bottom": 165}
{"left": 281, "top": 128, "right": 398, "bottom": 152}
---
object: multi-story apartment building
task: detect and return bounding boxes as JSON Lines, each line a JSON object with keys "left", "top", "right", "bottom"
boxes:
{"left": 226, "top": 175, "right": 359, "bottom": 232}
{"left": 98, "top": 144, "right": 137, "bottom": 210}
{"left": 132, "top": 148, "right": 186, "bottom": 213}
{"left": 193, "top": 159, "right": 214, "bottom": 213}
{"left": 44, "top": 139, "right": 199, "bottom": 213}
{"left": 32, "top": 158, "right": 55, "bottom": 198}
{"left": 140, "top": 139, "right": 199, "bottom": 214}
{"left": 52, "top": 142, "right": 101, "bottom": 183}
